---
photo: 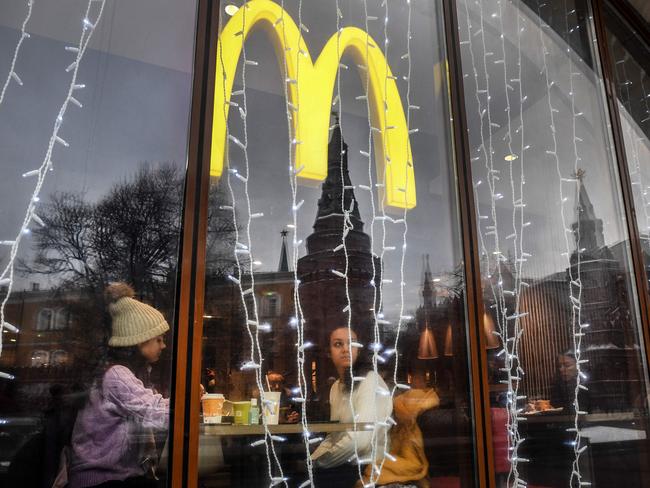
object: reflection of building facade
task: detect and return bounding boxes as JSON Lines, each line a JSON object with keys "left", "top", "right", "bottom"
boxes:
{"left": 0, "top": 288, "right": 87, "bottom": 412}
{"left": 513, "top": 177, "right": 642, "bottom": 410}
{"left": 202, "top": 239, "right": 295, "bottom": 400}
{"left": 0, "top": 289, "right": 80, "bottom": 370}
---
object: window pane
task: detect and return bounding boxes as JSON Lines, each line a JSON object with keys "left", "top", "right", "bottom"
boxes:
{"left": 604, "top": 2, "right": 650, "bottom": 285}
{"left": 198, "top": 1, "right": 477, "bottom": 486}
{"left": 457, "top": 0, "right": 650, "bottom": 486}
{"left": 0, "top": 1, "right": 197, "bottom": 486}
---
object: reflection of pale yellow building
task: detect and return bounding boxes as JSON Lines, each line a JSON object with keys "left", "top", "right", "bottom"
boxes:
{"left": 0, "top": 288, "right": 79, "bottom": 370}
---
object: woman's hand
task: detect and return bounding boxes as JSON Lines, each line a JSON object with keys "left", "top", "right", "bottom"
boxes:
{"left": 285, "top": 410, "right": 300, "bottom": 423}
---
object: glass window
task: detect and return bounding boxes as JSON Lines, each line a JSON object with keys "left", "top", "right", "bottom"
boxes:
{"left": 35, "top": 308, "right": 53, "bottom": 331}
{"left": 197, "top": 0, "right": 478, "bottom": 486}
{"left": 456, "top": 0, "right": 650, "bottom": 486}
{"left": 260, "top": 292, "right": 281, "bottom": 318}
{"left": 0, "top": 1, "right": 197, "bottom": 486}
{"left": 31, "top": 350, "right": 49, "bottom": 368}
{"left": 50, "top": 350, "right": 69, "bottom": 367}
{"left": 604, "top": 1, "right": 650, "bottom": 286}
{"left": 53, "top": 308, "right": 69, "bottom": 330}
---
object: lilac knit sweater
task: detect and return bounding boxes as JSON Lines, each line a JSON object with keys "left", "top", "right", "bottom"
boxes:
{"left": 68, "top": 365, "right": 170, "bottom": 488}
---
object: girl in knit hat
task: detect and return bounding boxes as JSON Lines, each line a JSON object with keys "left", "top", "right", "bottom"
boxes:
{"left": 67, "top": 283, "right": 171, "bottom": 488}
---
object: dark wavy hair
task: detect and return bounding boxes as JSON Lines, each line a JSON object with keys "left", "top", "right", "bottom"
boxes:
{"left": 330, "top": 328, "right": 374, "bottom": 392}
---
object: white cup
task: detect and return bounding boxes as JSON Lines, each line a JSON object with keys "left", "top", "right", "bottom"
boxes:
{"left": 262, "top": 391, "right": 281, "bottom": 425}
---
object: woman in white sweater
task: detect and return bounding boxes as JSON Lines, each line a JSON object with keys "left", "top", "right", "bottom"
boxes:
{"left": 311, "top": 327, "right": 393, "bottom": 486}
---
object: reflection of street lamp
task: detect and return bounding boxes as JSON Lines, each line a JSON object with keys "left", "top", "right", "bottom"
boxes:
{"left": 483, "top": 312, "right": 500, "bottom": 349}
{"left": 444, "top": 324, "right": 453, "bottom": 356}
{"left": 417, "top": 321, "right": 438, "bottom": 359}
{"left": 440, "top": 311, "right": 499, "bottom": 357}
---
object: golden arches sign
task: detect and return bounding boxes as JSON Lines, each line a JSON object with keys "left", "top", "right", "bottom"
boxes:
{"left": 212, "top": 0, "right": 416, "bottom": 210}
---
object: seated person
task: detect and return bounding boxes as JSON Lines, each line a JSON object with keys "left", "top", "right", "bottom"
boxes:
{"left": 68, "top": 283, "right": 170, "bottom": 488}
{"left": 311, "top": 327, "right": 393, "bottom": 486}
{"left": 550, "top": 350, "right": 591, "bottom": 414}
{"left": 362, "top": 367, "right": 439, "bottom": 488}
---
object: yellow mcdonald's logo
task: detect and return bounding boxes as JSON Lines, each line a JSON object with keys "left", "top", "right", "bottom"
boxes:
{"left": 211, "top": 0, "right": 416, "bottom": 210}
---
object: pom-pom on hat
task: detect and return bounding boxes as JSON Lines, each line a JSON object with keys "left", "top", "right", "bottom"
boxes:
{"left": 105, "top": 282, "right": 170, "bottom": 347}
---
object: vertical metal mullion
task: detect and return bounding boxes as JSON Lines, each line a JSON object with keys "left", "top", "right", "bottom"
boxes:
{"left": 169, "top": 0, "right": 218, "bottom": 486}
{"left": 442, "top": 0, "right": 496, "bottom": 486}
{"left": 590, "top": 0, "right": 650, "bottom": 407}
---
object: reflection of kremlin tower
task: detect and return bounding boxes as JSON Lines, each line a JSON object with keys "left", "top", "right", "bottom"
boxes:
{"left": 519, "top": 171, "right": 642, "bottom": 410}
{"left": 297, "top": 115, "right": 381, "bottom": 410}
{"left": 568, "top": 172, "right": 639, "bottom": 411}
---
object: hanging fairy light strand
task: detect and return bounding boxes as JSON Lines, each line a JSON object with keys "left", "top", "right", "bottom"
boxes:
{"left": 0, "top": 0, "right": 106, "bottom": 380}
{"left": 564, "top": 4, "right": 590, "bottom": 486}
{"left": 538, "top": 2, "right": 588, "bottom": 485}
{"left": 0, "top": 0, "right": 34, "bottom": 108}
{"left": 274, "top": 0, "right": 316, "bottom": 485}
{"left": 372, "top": 0, "right": 417, "bottom": 484}
{"left": 365, "top": 0, "right": 391, "bottom": 482}
{"left": 459, "top": 0, "right": 531, "bottom": 484}
{"left": 332, "top": 0, "right": 365, "bottom": 482}
{"left": 330, "top": 0, "right": 393, "bottom": 483}
{"left": 388, "top": 0, "right": 414, "bottom": 400}
{"left": 217, "top": 2, "right": 287, "bottom": 485}
{"left": 494, "top": 2, "right": 530, "bottom": 486}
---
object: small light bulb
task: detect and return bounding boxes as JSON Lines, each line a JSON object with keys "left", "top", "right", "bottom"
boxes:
{"left": 225, "top": 4, "right": 239, "bottom": 16}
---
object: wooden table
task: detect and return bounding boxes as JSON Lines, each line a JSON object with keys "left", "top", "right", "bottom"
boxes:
{"left": 198, "top": 422, "right": 373, "bottom": 486}
{"left": 202, "top": 422, "right": 372, "bottom": 436}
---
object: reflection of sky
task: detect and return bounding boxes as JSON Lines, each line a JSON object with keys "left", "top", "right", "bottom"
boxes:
{"left": 620, "top": 104, "right": 650, "bottom": 237}
{"left": 459, "top": 0, "right": 634, "bottom": 282}
{"left": 0, "top": 1, "right": 464, "bottom": 321}
{"left": 221, "top": 0, "right": 462, "bottom": 318}
{"left": 0, "top": 25, "right": 193, "bottom": 288}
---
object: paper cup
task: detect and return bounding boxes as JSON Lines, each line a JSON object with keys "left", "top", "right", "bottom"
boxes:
{"left": 201, "top": 393, "right": 225, "bottom": 424}
{"left": 262, "top": 391, "right": 281, "bottom": 425}
{"left": 232, "top": 401, "right": 251, "bottom": 425}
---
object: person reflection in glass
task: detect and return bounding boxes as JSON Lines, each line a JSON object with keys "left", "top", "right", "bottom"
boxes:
{"left": 550, "top": 350, "right": 591, "bottom": 413}
{"left": 311, "top": 327, "right": 393, "bottom": 487}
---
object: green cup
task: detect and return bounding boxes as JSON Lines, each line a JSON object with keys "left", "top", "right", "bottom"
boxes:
{"left": 232, "top": 401, "right": 251, "bottom": 425}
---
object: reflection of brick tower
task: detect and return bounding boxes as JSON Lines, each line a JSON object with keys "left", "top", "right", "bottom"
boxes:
{"left": 569, "top": 171, "right": 638, "bottom": 411}
{"left": 297, "top": 115, "right": 381, "bottom": 415}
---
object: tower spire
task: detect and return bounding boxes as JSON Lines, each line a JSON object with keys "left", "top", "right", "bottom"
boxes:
{"left": 422, "top": 254, "right": 436, "bottom": 312}
{"left": 278, "top": 229, "right": 289, "bottom": 272}
{"left": 571, "top": 169, "right": 604, "bottom": 253}
{"left": 313, "top": 111, "right": 362, "bottom": 229}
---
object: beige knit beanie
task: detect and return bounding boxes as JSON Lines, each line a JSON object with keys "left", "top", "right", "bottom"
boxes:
{"left": 105, "top": 283, "right": 170, "bottom": 347}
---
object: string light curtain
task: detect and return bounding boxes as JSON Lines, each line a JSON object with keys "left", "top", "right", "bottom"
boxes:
{"left": 458, "top": 0, "right": 531, "bottom": 484}
{"left": 0, "top": 0, "right": 106, "bottom": 381}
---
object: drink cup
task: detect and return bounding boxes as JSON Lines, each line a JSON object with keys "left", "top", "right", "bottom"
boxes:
{"left": 262, "top": 391, "right": 281, "bottom": 425}
{"left": 201, "top": 393, "right": 225, "bottom": 424}
{"left": 232, "top": 401, "right": 251, "bottom": 425}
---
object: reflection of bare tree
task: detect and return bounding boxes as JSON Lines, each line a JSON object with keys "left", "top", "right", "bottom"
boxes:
{"left": 25, "top": 164, "right": 183, "bottom": 299}
{"left": 205, "top": 179, "right": 239, "bottom": 280}
{"left": 18, "top": 164, "right": 237, "bottom": 376}
{"left": 25, "top": 164, "right": 238, "bottom": 294}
